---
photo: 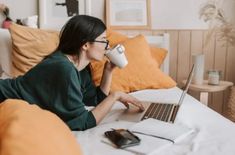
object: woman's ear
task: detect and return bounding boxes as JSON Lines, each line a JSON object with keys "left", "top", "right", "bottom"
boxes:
{"left": 81, "top": 42, "right": 90, "bottom": 51}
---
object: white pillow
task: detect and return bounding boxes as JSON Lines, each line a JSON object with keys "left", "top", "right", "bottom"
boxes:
{"left": 0, "top": 28, "right": 12, "bottom": 77}
{"left": 21, "top": 15, "right": 38, "bottom": 28}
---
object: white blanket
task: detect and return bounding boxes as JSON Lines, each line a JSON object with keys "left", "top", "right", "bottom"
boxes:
{"left": 73, "top": 87, "right": 235, "bottom": 154}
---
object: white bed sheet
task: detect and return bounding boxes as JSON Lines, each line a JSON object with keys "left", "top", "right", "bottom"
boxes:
{"left": 73, "top": 87, "right": 235, "bottom": 155}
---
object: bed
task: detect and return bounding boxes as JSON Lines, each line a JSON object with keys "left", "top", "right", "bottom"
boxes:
{"left": 72, "top": 34, "right": 235, "bottom": 155}
{"left": 1, "top": 28, "right": 235, "bottom": 155}
{"left": 74, "top": 87, "right": 235, "bottom": 155}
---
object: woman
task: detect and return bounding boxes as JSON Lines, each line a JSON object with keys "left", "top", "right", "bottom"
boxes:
{"left": 0, "top": 15, "right": 144, "bottom": 130}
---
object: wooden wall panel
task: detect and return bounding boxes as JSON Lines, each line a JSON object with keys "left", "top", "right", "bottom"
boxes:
{"left": 190, "top": 31, "right": 203, "bottom": 66}
{"left": 167, "top": 30, "right": 179, "bottom": 81}
{"left": 223, "top": 46, "right": 235, "bottom": 115}
{"left": 177, "top": 31, "right": 191, "bottom": 84}
{"left": 189, "top": 31, "right": 204, "bottom": 99}
{"left": 203, "top": 31, "right": 216, "bottom": 106}
{"left": 211, "top": 35, "right": 227, "bottom": 113}
{"left": 225, "top": 46, "right": 235, "bottom": 83}
{"left": 203, "top": 31, "right": 215, "bottom": 76}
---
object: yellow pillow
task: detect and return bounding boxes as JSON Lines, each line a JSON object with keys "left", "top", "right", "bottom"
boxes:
{"left": 106, "top": 29, "right": 168, "bottom": 67}
{"left": 9, "top": 23, "right": 59, "bottom": 77}
{"left": 0, "top": 99, "right": 83, "bottom": 155}
{"left": 90, "top": 35, "right": 176, "bottom": 92}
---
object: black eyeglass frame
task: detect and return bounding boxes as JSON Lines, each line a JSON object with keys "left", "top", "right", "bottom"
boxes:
{"left": 91, "top": 40, "right": 109, "bottom": 50}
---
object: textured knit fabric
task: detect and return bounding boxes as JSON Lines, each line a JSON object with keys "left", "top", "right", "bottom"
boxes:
{"left": 0, "top": 51, "right": 107, "bottom": 130}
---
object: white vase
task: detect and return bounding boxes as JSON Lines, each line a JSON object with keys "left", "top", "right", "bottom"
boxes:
{"left": 192, "top": 54, "right": 204, "bottom": 85}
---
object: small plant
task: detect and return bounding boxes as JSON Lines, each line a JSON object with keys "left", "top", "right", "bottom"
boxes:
{"left": 199, "top": 0, "right": 235, "bottom": 47}
{"left": 0, "top": 3, "right": 12, "bottom": 21}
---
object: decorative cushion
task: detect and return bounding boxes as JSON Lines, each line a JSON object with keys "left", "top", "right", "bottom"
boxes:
{"left": 106, "top": 29, "right": 128, "bottom": 46}
{"left": 0, "top": 99, "right": 83, "bottom": 155}
{"left": 106, "top": 29, "right": 168, "bottom": 67}
{"left": 90, "top": 35, "right": 176, "bottom": 92}
{"left": 9, "top": 23, "right": 59, "bottom": 77}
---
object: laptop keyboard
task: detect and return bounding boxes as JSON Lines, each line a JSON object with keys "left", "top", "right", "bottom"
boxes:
{"left": 141, "top": 103, "right": 175, "bottom": 122}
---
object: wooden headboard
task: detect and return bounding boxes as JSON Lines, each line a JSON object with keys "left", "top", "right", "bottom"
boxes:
{"left": 142, "top": 33, "right": 170, "bottom": 75}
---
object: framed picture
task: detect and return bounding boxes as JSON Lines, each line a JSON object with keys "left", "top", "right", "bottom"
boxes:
{"left": 39, "top": 0, "right": 91, "bottom": 30}
{"left": 106, "top": 0, "right": 151, "bottom": 29}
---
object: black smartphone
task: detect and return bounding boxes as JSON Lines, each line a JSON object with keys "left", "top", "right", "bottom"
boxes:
{"left": 104, "top": 129, "right": 141, "bottom": 149}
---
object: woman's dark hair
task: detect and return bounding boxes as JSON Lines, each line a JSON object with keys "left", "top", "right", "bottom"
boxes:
{"left": 57, "top": 15, "right": 106, "bottom": 55}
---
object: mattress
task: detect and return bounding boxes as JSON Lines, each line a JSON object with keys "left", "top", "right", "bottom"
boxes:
{"left": 73, "top": 87, "right": 235, "bottom": 155}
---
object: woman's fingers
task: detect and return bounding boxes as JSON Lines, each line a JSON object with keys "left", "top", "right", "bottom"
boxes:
{"left": 119, "top": 94, "right": 145, "bottom": 112}
{"left": 114, "top": 91, "right": 145, "bottom": 111}
{"left": 127, "top": 96, "right": 145, "bottom": 111}
{"left": 104, "top": 61, "right": 116, "bottom": 72}
{"left": 130, "top": 100, "right": 145, "bottom": 112}
{"left": 121, "top": 101, "right": 130, "bottom": 109}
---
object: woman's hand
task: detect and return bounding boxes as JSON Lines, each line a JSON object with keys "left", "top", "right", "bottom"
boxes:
{"left": 103, "top": 60, "right": 116, "bottom": 72}
{"left": 92, "top": 91, "right": 144, "bottom": 125}
{"left": 112, "top": 91, "right": 145, "bottom": 112}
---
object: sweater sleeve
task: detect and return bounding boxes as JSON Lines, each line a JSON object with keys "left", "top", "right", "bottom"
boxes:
{"left": 80, "top": 68, "right": 107, "bottom": 107}
{"left": 62, "top": 70, "right": 97, "bottom": 131}
{"left": 96, "top": 86, "right": 108, "bottom": 103}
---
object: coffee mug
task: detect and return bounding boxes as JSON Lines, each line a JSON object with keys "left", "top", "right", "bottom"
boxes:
{"left": 105, "top": 44, "right": 128, "bottom": 68}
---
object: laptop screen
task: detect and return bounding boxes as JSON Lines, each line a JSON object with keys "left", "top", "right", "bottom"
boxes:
{"left": 178, "top": 64, "right": 195, "bottom": 105}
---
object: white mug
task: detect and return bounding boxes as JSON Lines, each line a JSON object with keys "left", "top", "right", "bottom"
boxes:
{"left": 105, "top": 44, "right": 128, "bottom": 68}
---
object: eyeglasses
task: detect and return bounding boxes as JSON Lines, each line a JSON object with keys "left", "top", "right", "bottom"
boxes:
{"left": 92, "top": 40, "right": 109, "bottom": 50}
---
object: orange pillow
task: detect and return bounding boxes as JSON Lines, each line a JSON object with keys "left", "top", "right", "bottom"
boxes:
{"left": 9, "top": 23, "right": 59, "bottom": 77}
{"left": 0, "top": 99, "right": 82, "bottom": 155}
{"left": 150, "top": 47, "right": 168, "bottom": 67}
{"left": 90, "top": 35, "right": 176, "bottom": 92}
{"left": 106, "top": 29, "right": 168, "bottom": 67}
{"left": 106, "top": 29, "right": 128, "bottom": 47}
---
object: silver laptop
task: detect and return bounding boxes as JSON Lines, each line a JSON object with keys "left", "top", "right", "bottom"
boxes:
{"left": 118, "top": 65, "right": 195, "bottom": 123}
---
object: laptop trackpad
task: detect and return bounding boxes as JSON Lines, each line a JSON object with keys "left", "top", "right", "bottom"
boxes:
{"left": 117, "top": 103, "right": 149, "bottom": 122}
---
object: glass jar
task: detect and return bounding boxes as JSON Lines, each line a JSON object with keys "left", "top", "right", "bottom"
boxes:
{"left": 207, "top": 70, "right": 221, "bottom": 85}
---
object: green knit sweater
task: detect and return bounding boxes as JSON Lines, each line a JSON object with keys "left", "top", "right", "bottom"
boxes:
{"left": 0, "top": 51, "right": 107, "bottom": 130}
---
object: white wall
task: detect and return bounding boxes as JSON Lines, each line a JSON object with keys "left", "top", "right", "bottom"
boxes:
{"left": 90, "top": 0, "right": 105, "bottom": 21}
{"left": 0, "top": 0, "right": 234, "bottom": 29}
{"left": 151, "top": 0, "right": 208, "bottom": 29}
{"left": 221, "top": 0, "right": 235, "bottom": 24}
{"left": 0, "top": 0, "right": 37, "bottom": 22}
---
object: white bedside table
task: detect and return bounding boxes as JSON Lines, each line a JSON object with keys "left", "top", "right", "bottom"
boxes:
{"left": 182, "top": 80, "right": 234, "bottom": 106}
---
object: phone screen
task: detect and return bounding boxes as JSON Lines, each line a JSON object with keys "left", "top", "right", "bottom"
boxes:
{"left": 105, "top": 129, "right": 140, "bottom": 148}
